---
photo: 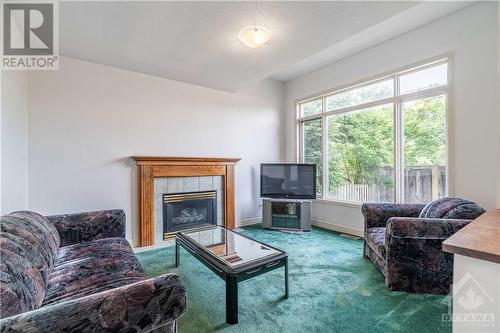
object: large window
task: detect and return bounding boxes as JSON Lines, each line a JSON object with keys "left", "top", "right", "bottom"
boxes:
{"left": 298, "top": 59, "right": 449, "bottom": 204}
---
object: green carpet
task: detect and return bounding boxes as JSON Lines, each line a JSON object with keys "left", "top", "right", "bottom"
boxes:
{"left": 136, "top": 225, "right": 451, "bottom": 333}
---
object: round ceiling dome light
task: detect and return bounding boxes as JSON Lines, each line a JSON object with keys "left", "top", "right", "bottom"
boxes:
{"left": 238, "top": 26, "right": 271, "bottom": 48}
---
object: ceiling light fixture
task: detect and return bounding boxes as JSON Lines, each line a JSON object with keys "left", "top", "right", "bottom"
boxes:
{"left": 238, "top": 26, "right": 271, "bottom": 48}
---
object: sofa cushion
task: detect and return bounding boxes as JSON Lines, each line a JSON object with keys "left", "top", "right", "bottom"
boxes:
{"left": 0, "top": 230, "right": 52, "bottom": 283}
{"left": 419, "top": 197, "right": 486, "bottom": 220}
{"left": 365, "top": 227, "right": 386, "bottom": 259}
{"left": 0, "top": 211, "right": 61, "bottom": 319}
{"left": 43, "top": 238, "right": 146, "bottom": 306}
{"left": 0, "top": 248, "right": 46, "bottom": 318}
{"left": 10, "top": 211, "right": 60, "bottom": 254}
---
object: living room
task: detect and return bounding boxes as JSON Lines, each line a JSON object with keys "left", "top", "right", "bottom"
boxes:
{"left": 1, "top": 1, "right": 499, "bottom": 333}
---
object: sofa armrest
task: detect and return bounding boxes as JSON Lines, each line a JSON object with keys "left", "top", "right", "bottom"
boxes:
{"left": 0, "top": 273, "right": 187, "bottom": 333}
{"left": 383, "top": 217, "right": 471, "bottom": 294}
{"left": 46, "top": 209, "right": 126, "bottom": 246}
{"left": 386, "top": 217, "right": 471, "bottom": 240}
{"left": 361, "top": 203, "right": 425, "bottom": 230}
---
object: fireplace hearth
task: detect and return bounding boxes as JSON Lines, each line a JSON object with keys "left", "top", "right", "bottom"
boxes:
{"left": 163, "top": 191, "right": 217, "bottom": 238}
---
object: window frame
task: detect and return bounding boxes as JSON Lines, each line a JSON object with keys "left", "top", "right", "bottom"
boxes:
{"left": 297, "top": 56, "right": 452, "bottom": 205}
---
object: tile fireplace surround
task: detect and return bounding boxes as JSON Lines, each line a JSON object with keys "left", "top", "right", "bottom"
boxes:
{"left": 155, "top": 176, "right": 223, "bottom": 243}
{"left": 132, "top": 156, "right": 241, "bottom": 247}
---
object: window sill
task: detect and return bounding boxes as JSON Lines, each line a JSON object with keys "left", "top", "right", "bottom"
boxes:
{"left": 314, "top": 198, "right": 363, "bottom": 208}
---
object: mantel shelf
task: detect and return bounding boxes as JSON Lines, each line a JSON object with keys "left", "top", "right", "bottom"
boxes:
{"left": 132, "top": 156, "right": 241, "bottom": 165}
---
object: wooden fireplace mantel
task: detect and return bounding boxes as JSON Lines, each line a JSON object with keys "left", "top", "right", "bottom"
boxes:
{"left": 132, "top": 156, "right": 241, "bottom": 247}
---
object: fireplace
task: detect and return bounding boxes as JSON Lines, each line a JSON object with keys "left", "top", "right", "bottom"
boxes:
{"left": 163, "top": 191, "right": 217, "bottom": 239}
{"left": 132, "top": 156, "right": 240, "bottom": 247}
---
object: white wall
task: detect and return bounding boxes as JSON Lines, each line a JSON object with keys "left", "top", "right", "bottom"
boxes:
{"left": 27, "top": 57, "right": 284, "bottom": 244}
{"left": 1, "top": 70, "right": 29, "bottom": 214}
{"left": 284, "top": 2, "right": 499, "bottom": 234}
{"left": 452, "top": 255, "right": 500, "bottom": 333}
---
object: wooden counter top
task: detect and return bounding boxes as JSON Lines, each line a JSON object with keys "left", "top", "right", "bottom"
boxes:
{"left": 443, "top": 209, "right": 500, "bottom": 264}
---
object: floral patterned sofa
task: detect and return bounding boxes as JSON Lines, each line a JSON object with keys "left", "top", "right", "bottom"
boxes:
{"left": 0, "top": 209, "right": 187, "bottom": 332}
{"left": 361, "top": 197, "right": 486, "bottom": 294}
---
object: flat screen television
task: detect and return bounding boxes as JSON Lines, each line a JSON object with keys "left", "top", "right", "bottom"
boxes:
{"left": 260, "top": 163, "right": 316, "bottom": 199}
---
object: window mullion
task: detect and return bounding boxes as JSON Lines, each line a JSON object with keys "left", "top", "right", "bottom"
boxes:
{"left": 298, "top": 113, "right": 323, "bottom": 122}
{"left": 394, "top": 74, "right": 403, "bottom": 204}
{"left": 323, "top": 96, "right": 396, "bottom": 116}
{"left": 321, "top": 97, "right": 328, "bottom": 199}
{"left": 395, "top": 102, "right": 404, "bottom": 204}
{"left": 398, "top": 86, "right": 448, "bottom": 103}
{"left": 298, "top": 121, "right": 304, "bottom": 163}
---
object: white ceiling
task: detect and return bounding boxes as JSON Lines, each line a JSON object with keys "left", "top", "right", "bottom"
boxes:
{"left": 59, "top": 1, "right": 472, "bottom": 92}
{"left": 271, "top": 1, "right": 475, "bottom": 81}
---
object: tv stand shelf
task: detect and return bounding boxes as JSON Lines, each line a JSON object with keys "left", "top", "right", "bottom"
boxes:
{"left": 262, "top": 198, "right": 311, "bottom": 231}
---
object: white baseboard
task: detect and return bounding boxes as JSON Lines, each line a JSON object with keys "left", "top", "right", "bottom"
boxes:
{"left": 132, "top": 239, "right": 176, "bottom": 253}
{"left": 312, "top": 219, "right": 364, "bottom": 238}
{"left": 236, "top": 217, "right": 262, "bottom": 227}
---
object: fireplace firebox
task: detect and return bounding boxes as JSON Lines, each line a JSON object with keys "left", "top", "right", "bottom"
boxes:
{"left": 163, "top": 191, "right": 217, "bottom": 239}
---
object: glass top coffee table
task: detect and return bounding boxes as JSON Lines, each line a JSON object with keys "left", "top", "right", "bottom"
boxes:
{"left": 175, "top": 226, "right": 288, "bottom": 325}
